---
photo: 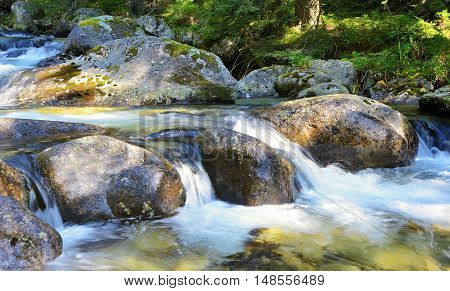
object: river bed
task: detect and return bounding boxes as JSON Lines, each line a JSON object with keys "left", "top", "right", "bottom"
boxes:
{"left": 0, "top": 34, "right": 449, "bottom": 271}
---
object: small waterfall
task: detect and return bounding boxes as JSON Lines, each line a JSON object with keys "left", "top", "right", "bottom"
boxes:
{"left": 0, "top": 35, "right": 62, "bottom": 106}
{"left": 168, "top": 143, "right": 215, "bottom": 207}
{"left": 413, "top": 119, "right": 450, "bottom": 156}
{"left": 230, "top": 113, "right": 450, "bottom": 227}
{"left": 6, "top": 155, "right": 64, "bottom": 230}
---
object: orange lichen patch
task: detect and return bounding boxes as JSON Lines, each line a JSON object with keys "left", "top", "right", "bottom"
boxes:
{"left": 36, "top": 63, "right": 82, "bottom": 83}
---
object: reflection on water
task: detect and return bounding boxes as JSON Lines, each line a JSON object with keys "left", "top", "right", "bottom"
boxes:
{"left": 0, "top": 104, "right": 449, "bottom": 271}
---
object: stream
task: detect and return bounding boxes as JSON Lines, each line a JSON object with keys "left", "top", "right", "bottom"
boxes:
{"left": 0, "top": 35, "right": 449, "bottom": 271}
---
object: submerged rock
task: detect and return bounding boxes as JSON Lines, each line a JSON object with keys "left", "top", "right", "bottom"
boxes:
{"left": 252, "top": 95, "right": 418, "bottom": 170}
{"left": 0, "top": 118, "right": 107, "bottom": 141}
{"left": 9, "top": 36, "right": 236, "bottom": 106}
{"left": 0, "top": 160, "right": 29, "bottom": 206}
{"left": 419, "top": 85, "right": 450, "bottom": 115}
{"left": 37, "top": 135, "right": 184, "bottom": 223}
{"left": 0, "top": 195, "right": 62, "bottom": 270}
{"left": 195, "top": 128, "right": 294, "bottom": 206}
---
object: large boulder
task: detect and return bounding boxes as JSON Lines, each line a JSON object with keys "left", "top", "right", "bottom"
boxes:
{"left": 252, "top": 95, "right": 418, "bottom": 170}
{"left": 37, "top": 135, "right": 185, "bottom": 223}
{"left": 309, "top": 60, "right": 356, "bottom": 92}
{"left": 0, "top": 195, "right": 62, "bottom": 270}
{"left": 0, "top": 160, "right": 29, "bottom": 206}
{"left": 195, "top": 128, "right": 295, "bottom": 206}
{"left": 0, "top": 118, "right": 107, "bottom": 141}
{"left": 61, "top": 15, "right": 136, "bottom": 56}
{"left": 11, "top": 1, "right": 38, "bottom": 33}
{"left": 419, "top": 85, "right": 450, "bottom": 115}
{"left": 61, "top": 15, "right": 177, "bottom": 55}
{"left": 135, "top": 15, "right": 174, "bottom": 39}
{"left": 53, "top": 8, "right": 104, "bottom": 37}
{"left": 8, "top": 36, "right": 236, "bottom": 106}
{"left": 234, "top": 66, "right": 292, "bottom": 99}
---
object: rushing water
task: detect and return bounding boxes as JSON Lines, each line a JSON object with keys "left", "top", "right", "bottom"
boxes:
{"left": 0, "top": 35, "right": 449, "bottom": 270}
{"left": 0, "top": 33, "right": 62, "bottom": 105}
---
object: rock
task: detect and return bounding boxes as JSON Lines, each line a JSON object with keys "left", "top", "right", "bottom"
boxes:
{"left": 145, "top": 129, "right": 201, "bottom": 142}
{"left": 9, "top": 36, "right": 236, "bottom": 106}
{"left": 0, "top": 118, "right": 107, "bottom": 141}
{"left": 419, "top": 85, "right": 450, "bottom": 115}
{"left": 61, "top": 15, "right": 136, "bottom": 56}
{"left": 237, "top": 60, "right": 355, "bottom": 99}
{"left": 380, "top": 93, "right": 420, "bottom": 105}
{"left": 11, "top": 1, "right": 38, "bottom": 33}
{"left": 234, "top": 66, "right": 293, "bottom": 99}
{"left": 36, "top": 54, "right": 71, "bottom": 68}
{"left": 107, "top": 165, "right": 185, "bottom": 219}
{"left": 195, "top": 128, "right": 295, "bottom": 206}
{"left": 135, "top": 15, "right": 174, "bottom": 39}
{"left": 209, "top": 37, "right": 237, "bottom": 62}
{"left": 252, "top": 95, "right": 418, "bottom": 170}
{"left": 0, "top": 195, "right": 62, "bottom": 270}
{"left": 309, "top": 60, "right": 356, "bottom": 92}
{"left": 53, "top": 8, "right": 104, "bottom": 38}
{"left": 37, "top": 135, "right": 185, "bottom": 223}
{"left": 297, "top": 82, "right": 349, "bottom": 99}
{"left": 275, "top": 61, "right": 355, "bottom": 98}
{"left": 275, "top": 70, "right": 332, "bottom": 98}
{"left": 370, "top": 77, "right": 434, "bottom": 105}
{"left": 0, "top": 160, "right": 29, "bottom": 206}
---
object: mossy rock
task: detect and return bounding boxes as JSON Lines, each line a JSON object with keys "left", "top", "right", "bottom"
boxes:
{"left": 419, "top": 85, "right": 450, "bottom": 115}
{"left": 61, "top": 15, "right": 137, "bottom": 56}
{"left": 7, "top": 36, "right": 236, "bottom": 106}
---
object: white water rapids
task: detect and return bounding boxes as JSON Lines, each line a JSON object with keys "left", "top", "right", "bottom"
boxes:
{"left": 0, "top": 33, "right": 448, "bottom": 270}
{"left": 0, "top": 34, "right": 61, "bottom": 105}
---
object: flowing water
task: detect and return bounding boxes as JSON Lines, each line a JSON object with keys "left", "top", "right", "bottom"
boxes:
{"left": 0, "top": 35, "right": 449, "bottom": 271}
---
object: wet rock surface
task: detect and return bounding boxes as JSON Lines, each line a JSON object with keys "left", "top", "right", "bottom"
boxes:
{"left": 252, "top": 94, "right": 418, "bottom": 170}
{"left": 0, "top": 159, "right": 29, "bottom": 206}
{"left": 0, "top": 195, "right": 62, "bottom": 270}
{"left": 195, "top": 128, "right": 295, "bottom": 206}
{"left": 37, "top": 135, "right": 185, "bottom": 223}
{"left": 0, "top": 118, "right": 107, "bottom": 141}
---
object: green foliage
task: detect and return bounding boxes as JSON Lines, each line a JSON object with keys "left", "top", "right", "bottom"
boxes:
{"left": 164, "top": 0, "right": 296, "bottom": 45}
{"left": 255, "top": 11, "right": 449, "bottom": 83}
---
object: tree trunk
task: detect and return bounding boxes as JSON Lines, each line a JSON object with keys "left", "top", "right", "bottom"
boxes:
{"left": 295, "top": 0, "right": 321, "bottom": 28}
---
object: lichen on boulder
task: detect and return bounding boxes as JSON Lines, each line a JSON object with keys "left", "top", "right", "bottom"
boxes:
{"left": 37, "top": 135, "right": 185, "bottom": 223}
{"left": 8, "top": 36, "right": 236, "bottom": 106}
{"left": 0, "top": 195, "right": 62, "bottom": 270}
